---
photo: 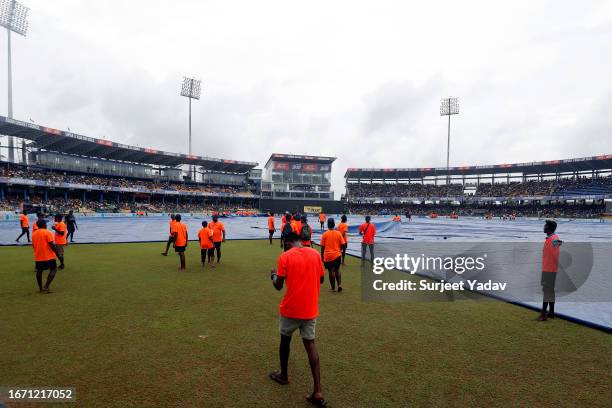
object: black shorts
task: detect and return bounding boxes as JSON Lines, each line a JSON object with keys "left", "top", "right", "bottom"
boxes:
{"left": 35, "top": 259, "right": 57, "bottom": 271}
{"left": 174, "top": 246, "right": 186, "bottom": 253}
{"left": 541, "top": 271, "right": 557, "bottom": 289}
{"left": 269, "top": 229, "right": 275, "bottom": 235}
{"left": 324, "top": 256, "right": 342, "bottom": 270}
{"left": 22, "top": 227, "right": 29, "bottom": 233}
{"left": 201, "top": 248, "right": 214, "bottom": 259}
{"left": 214, "top": 242, "right": 222, "bottom": 249}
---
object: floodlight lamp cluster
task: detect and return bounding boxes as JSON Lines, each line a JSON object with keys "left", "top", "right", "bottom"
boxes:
{"left": 440, "top": 97, "right": 459, "bottom": 116}
{"left": 0, "top": 0, "right": 29, "bottom": 36}
{"left": 180, "top": 77, "right": 202, "bottom": 100}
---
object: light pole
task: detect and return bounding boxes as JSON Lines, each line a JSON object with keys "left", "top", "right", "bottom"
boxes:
{"left": 180, "top": 76, "right": 201, "bottom": 181}
{"left": 0, "top": 0, "right": 29, "bottom": 163}
{"left": 440, "top": 97, "right": 459, "bottom": 186}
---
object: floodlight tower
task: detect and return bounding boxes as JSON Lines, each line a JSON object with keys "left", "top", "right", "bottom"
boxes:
{"left": 440, "top": 97, "right": 459, "bottom": 185}
{"left": 0, "top": 0, "right": 29, "bottom": 163}
{"left": 180, "top": 76, "right": 201, "bottom": 180}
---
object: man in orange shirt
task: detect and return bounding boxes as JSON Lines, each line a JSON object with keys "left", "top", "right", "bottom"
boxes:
{"left": 32, "top": 219, "right": 60, "bottom": 293}
{"left": 538, "top": 220, "right": 562, "bottom": 321}
{"left": 198, "top": 220, "right": 215, "bottom": 267}
{"left": 337, "top": 214, "right": 349, "bottom": 265}
{"left": 161, "top": 214, "right": 176, "bottom": 256}
{"left": 209, "top": 214, "right": 225, "bottom": 263}
{"left": 358, "top": 215, "right": 376, "bottom": 266}
{"left": 269, "top": 232, "right": 326, "bottom": 407}
{"left": 172, "top": 214, "right": 188, "bottom": 270}
{"left": 52, "top": 214, "right": 67, "bottom": 269}
{"left": 321, "top": 218, "right": 346, "bottom": 292}
{"left": 318, "top": 212, "right": 326, "bottom": 231}
{"left": 267, "top": 212, "right": 276, "bottom": 245}
{"left": 16, "top": 210, "right": 30, "bottom": 243}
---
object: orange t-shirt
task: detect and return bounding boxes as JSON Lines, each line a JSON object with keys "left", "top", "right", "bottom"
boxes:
{"left": 319, "top": 213, "right": 326, "bottom": 222}
{"left": 173, "top": 222, "right": 188, "bottom": 247}
{"left": 32, "top": 229, "right": 55, "bottom": 262}
{"left": 209, "top": 221, "right": 225, "bottom": 242}
{"left": 169, "top": 219, "right": 177, "bottom": 234}
{"left": 359, "top": 222, "right": 376, "bottom": 244}
{"left": 320, "top": 229, "right": 345, "bottom": 262}
{"left": 277, "top": 247, "right": 324, "bottom": 319}
{"left": 32, "top": 222, "right": 39, "bottom": 232}
{"left": 54, "top": 222, "right": 67, "bottom": 245}
{"left": 267, "top": 216, "right": 275, "bottom": 230}
{"left": 542, "top": 234, "right": 561, "bottom": 272}
{"left": 292, "top": 220, "right": 302, "bottom": 234}
{"left": 337, "top": 223, "right": 348, "bottom": 243}
{"left": 198, "top": 227, "right": 214, "bottom": 249}
{"left": 20, "top": 214, "right": 29, "bottom": 228}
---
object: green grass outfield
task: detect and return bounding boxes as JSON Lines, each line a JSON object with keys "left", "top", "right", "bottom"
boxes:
{"left": 1, "top": 240, "right": 611, "bottom": 407}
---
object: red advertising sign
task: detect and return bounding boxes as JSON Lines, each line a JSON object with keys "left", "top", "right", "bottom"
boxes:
{"left": 303, "top": 164, "right": 319, "bottom": 172}
{"left": 273, "top": 162, "right": 289, "bottom": 170}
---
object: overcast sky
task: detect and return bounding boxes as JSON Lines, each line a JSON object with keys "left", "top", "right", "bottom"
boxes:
{"left": 2, "top": 0, "right": 611, "bottom": 194}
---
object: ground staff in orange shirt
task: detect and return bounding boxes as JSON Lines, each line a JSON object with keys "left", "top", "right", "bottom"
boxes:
{"left": 321, "top": 218, "right": 346, "bottom": 292}
{"left": 172, "top": 214, "right": 188, "bottom": 270}
{"left": 267, "top": 212, "right": 276, "bottom": 245}
{"left": 161, "top": 214, "right": 176, "bottom": 256}
{"left": 198, "top": 221, "right": 215, "bottom": 267}
{"left": 32, "top": 219, "right": 60, "bottom": 293}
{"left": 318, "top": 212, "right": 326, "bottom": 231}
{"left": 209, "top": 214, "right": 226, "bottom": 263}
{"left": 16, "top": 211, "right": 30, "bottom": 243}
{"left": 337, "top": 215, "right": 349, "bottom": 265}
{"left": 52, "top": 214, "right": 67, "bottom": 269}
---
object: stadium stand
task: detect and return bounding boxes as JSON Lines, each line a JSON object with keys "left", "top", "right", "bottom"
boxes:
{"left": 0, "top": 117, "right": 259, "bottom": 214}
{"left": 345, "top": 155, "right": 612, "bottom": 218}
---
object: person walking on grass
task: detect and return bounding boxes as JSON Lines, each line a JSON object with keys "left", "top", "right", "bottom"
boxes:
{"left": 358, "top": 215, "right": 376, "bottom": 266}
{"left": 172, "top": 214, "right": 188, "bottom": 270}
{"left": 198, "top": 221, "right": 215, "bottom": 268}
{"left": 16, "top": 210, "right": 30, "bottom": 243}
{"left": 321, "top": 218, "right": 345, "bottom": 292}
{"left": 161, "top": 214, "right": 176, "bottom": 256}
{"left": 269, "top": 232, "right": 327, "bottom": 407}
{"left": 268, "top": 212, "right": 276, "bottom": 245}
{"left": 32, "top": 219, "right": 60, "bottom": 293}
{"left": 209, "top": 214, "right": 226, "bottom": 263}
{"left": 337, "top": 214, "right": 348, "bottom": 265}
{"left": 65, "top": 210, "right": 78, "bottom": 242}
{"left": 52, "top": 214, "right": 67, "bottom": 269}
{"left": 538, "top": 220, "right": 562, "bottom": 321}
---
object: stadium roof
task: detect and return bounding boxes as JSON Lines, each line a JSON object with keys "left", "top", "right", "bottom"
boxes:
{"left": 0, "top": 116, "right": 258, "bottom": 173}
{"left": 345, "top": 154, "right": 612, "bottom": 179}
{"left": 264, "top": 153, "right": 336, "bottom": 169}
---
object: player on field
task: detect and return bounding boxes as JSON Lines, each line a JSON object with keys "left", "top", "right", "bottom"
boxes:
{"left": 209, "top": 215, "right": 226, "bottom": 263}
{"left": 16, "top": 210, "right": 30, "bottom": 243}
{"left": 321, "top": 218, "right": 345, "bottom": 292}
{"left": 268, "top": 212, "right": 276, "bottom": 245}
{"left": 337, "top": 214, "right": 349, "bottom": 265}
{"left": 281, "top": 213, "right": 294, "bottom": 252}
{"left": 269, "top": 231, "right": 326, "bottom": 407}
{"left": 52, "top": 214, "right": 67, "bottom": 269}
{"left": 32, "top": 219, "right": 60, "bottom": 293}
{"left": 198, "top": 221, "right": 215, "bottom": 267}
{"left": 172, "top": 214, "right": 188, "bottom": 270}
{"left": 161, "top": 214, "right": 176, "bottom": 256}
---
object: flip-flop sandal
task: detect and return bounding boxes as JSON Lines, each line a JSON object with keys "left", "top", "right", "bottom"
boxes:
{"left": 306, "top": 393, "right": 327, "bottom": 407}
{"left": 269, "top": 371, "right": 289, "bottom": 385}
